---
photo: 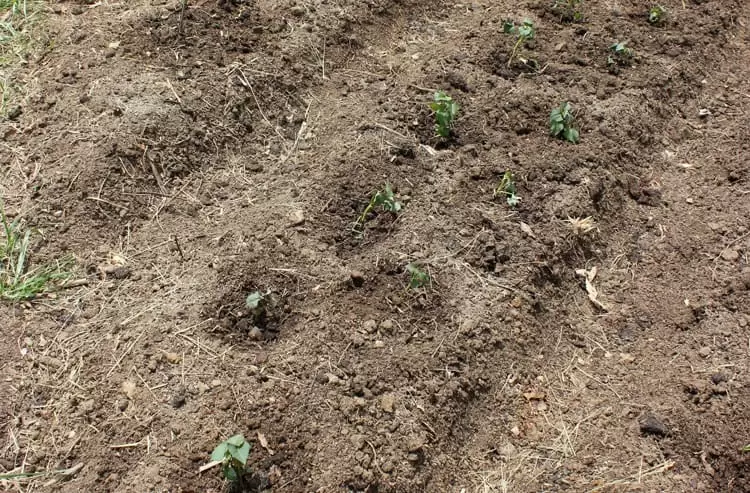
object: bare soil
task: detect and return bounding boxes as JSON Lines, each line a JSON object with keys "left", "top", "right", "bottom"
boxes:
{"left": 1, "top": 0, "right": 750, "bottom": 491}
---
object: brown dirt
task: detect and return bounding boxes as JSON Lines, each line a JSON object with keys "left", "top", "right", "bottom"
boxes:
{"left": 1, "top": 0, "right": 750, "bottom": 491}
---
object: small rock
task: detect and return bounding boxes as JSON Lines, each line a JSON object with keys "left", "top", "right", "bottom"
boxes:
{"left": 407, "top": 453, "right": 420, "bottom": 462}
{"left": 196, "top": 382, "right": 210, "bottom": 393}
{"left": 380, "top": 394, "right": 396, "bottom": 413}
{"left": 121, "top": 380, "right": 137, "bottom": 399}
{"left": 510, "top": 425, "right": 521, "bottom": 437}
{"left": 350, "top": 270, "right": 365, "bottom": 288}
{"left": 290, "top": 5, "right": 305, "bottom": 16}
{"left": 379, "top": 319, "right": 394, "bottom": 332}
{"left": 711, "top": 373, "right": 727, "bottom": 385}
{"left": 116, "top": 399, "right": 129, "bottom": 412}
{"left": 79, "top": 399, "right": 96, "bottom": 414}
{"left": 721, "top": 249, "right": 739, "bottom": 262}
{"left": 406, "top": 436, "right": 423, "bottom": 452}
{"left": 288, "top": 210, "right": 305, "bottom": 227}
{"left": 363, "top": 320, "right": 377, "bottom": 333}
{"left": 697, "top": 346, "right": 711, "bottom": 358}
{"left": 381, "top": 460, "right": 394, "bottom": 473}
{"left": 325, "top": 373, "right": 340, "bottom": 385}
{"left": 374, "top": 340, "right": 385, "bottom": 348}
{"left": 639, "top": 413, "right": 669, "bottom": 437}
{"left": 164, "top": 352, "right": 181, "bottom": 364}
{"left": 248, "top": 326, "right": 264, "bottom": 341}
{"left": 170, "top": 394, "right": 186, "bottom": 409}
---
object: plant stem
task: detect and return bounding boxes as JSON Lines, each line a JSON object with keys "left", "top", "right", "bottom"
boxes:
{"left": 507, "top": 36, "right": 524, "bottom": 67}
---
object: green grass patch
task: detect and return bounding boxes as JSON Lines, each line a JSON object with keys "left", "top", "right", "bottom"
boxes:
{"left": 1, "top": 203, "right": 72, "bottom": 301}
{"left": 0, "top": 0, "right": 43, "bottom": 65}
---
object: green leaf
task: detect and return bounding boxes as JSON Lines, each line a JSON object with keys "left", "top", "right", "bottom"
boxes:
{"left": 502, "top": 21, "right": 515, "bottom": 34}
{"left": 211, "top": 443, "right": 229, "bottom": 462}
{"left": 224, "top": 465, "right": 238, "bottom": 482}
{"left": 235, "top": 441, "right": 251, "bottom": 464}
{"left": 564, "top": 127, "right": 580, "bottom": 143}
{"left": 226, "top": 434, "right": 246, "bottom": 447}
{"left": 245, "top": 292, "right": 263, "bottom": 310}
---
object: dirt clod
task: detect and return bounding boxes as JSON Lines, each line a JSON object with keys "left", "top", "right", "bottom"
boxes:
{"left": 640, "top": 414, "right": 669, "bottom": 437}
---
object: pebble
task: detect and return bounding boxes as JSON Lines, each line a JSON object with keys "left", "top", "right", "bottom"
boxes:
{"left": 248, "top": 326, "right": 264, "bottom": 341}
{"left": 363, "top": 320, "right": 377, "bottom": 333}
{"left": 698, "top": 346, "right": 711, "bottom": 358}
{"left": 379, "top": 319, "right": 394, "bottom": 332}
{"left": 721, "top": 249, "right": 739, "bottom": 262}
{"left": 380, "top": 394, "right": 396, "bottom": 413}
{"left": 350, "top": 270, "right": 365, "bottom": 287}
{"left": 288, "top": 210, "right": 305, "bottom": 227}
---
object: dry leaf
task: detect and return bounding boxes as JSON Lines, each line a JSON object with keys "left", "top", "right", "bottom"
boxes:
{"left": 257, "top": 432, "right": 275, "bottom": 455}
{"left": 575, "top": 267, "right": 607, "bottom": 311}
{"left": 519, "top": 222, "right": 536, "bottom": 239}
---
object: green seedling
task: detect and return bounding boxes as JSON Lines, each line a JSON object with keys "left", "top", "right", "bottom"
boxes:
{"left": 494, "top": 171, "right": 520, "bottom": 207}
{"left": 742, "top": 444, "right": 750, "bottom": 453}
{"left": 608, "top": 40, "right": 634, "bottom": 68}
{"left": 406, "top": 263, "right": 430, "bottom": 290}
{"left": 355, "top": 184, "right": 402, "bottom": 231}
{"left": 648, "top": 5, "right": 666, "bottom": 25}
{"left": 503, "top": 19, "right": 536, "bottom": 68}
{"left": 552, "top": 0, "right": 584, "bottom": 22}
{"left": 430, "top": 91, "right": 459, "bottom": 139}
{"left": 245, "top": 290, "right": 270, "bottom": 323}
{"left": 211, "top": 434, "right": 251, "bottom": 485}
{"left": 549, "top": 101, "right": 579, "bottom": 143}
{"left": 0, "top": 203, "right": 71, "bottom": 301}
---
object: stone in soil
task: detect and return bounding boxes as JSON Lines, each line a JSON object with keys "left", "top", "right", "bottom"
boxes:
{"left": 639, "top": 413, "right": 669, "bottom": 437}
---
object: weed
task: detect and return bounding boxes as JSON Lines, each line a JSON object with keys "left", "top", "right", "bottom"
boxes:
{"left": 742, "top": 444, "right": 750, "bottom": 453}
{"left": 0, "top": 204, "right": 71, "bottom": 301}
{"left": 608, "top": 40, "right": 634, "bottom": 68}
{"left": 494, "top": 171, "right": 520, "bottom": 207}
{"left": 406, "top": 263, "right": 430, "bottom": 290}
{"left": 0, "top": 0, "right": 42, "bottom": 66}
{"left": 552, "top": 0, "right": 584, "bottom": 22}
{"left": 648, "top": 5, "right": 667, "bottom": 25}
{"left": 549, "top": 102, "right": 579, "bottom": 143}
{"left": 566, "top": 216, "right": 597, "bottom": 235}
{"left": 355, "top": 184, "right": 402, "bottom": 232}
{"left": 211, "top": 434, "right": 251, "bottom": 486}
{"left": 503, "top": 19, "right": 536, "bottom": 68}
{"left": 430, "top": 91, "right": 459, "bottom": 139}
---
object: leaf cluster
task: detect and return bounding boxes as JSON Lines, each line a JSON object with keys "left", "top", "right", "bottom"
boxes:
{"left": 430, "top": 91, "right": 459, "bottom": 139}
{"left": 549, "top": 102, "right": 579, "bottom": 143}
{"left": 494, "top": 171, "right": 520, "bottom": 207}
{"left": 211, "top": 435, "right": 251, "bottom": 483}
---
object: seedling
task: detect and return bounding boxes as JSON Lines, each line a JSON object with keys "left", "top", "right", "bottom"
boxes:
{"left": 549, "top": 102, "right": 579, "bottom": 143}
{"left": 430, "top": 91, "right": 459, "bottom": 139}
{"left": 406, "top": 263, "right": 430, "bottom": 290}
{"left": 503, "top": 19, "right": 536, "bottom": 68}
{"left": 0, "top": 203, "right": 71, "bottom": 301}
{"left": 494, "top": 171, "right": 520, "bottom": 207}
{"left": 355, "top": 184, "right": 402, "bottom": 232}
{"left": 211, "top": 434, "right": 251, "bottom": 485}
{"left": 608, "top": 41, "right": 634, "bottom": 69}
{"left": 552, "top": 0, "right": 584, "bottom": 22}
{"left": 245, "top": 290, "right": 269, "bottom": 323}
{"left": 648, "top": 5, "right": 667, "bottom": 25}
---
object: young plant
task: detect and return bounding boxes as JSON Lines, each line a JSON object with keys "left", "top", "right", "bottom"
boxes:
{"left": 503, "top": 19, "right": 536, "bottom": 68}
{"left": 608, "top": 40, "right": 634, "bottom": 69}
{"left": 494, "top": 171, "right": 520, "bottom": 207}
{"left": 430, "top": 91, "right": 459, "bottom": 139}
{"left": 406, "top": 263, "right": 430, "bottom": 290}
{"left": 549, "top": 102, "right": 579, "bottom": 143}
{"left": 552, "top": 0, "right": 584, "bottom": 22}
{"left": 648, "top": 5, "right": 667, "bottom": 25}
{"left": 0, "top": 204, "right": 71, "bottom": 301}
{"left": 355, "top": 184, "right": 402, "bottom": 232}
{"left": 211, "top": 434, "right": 251, "bottom": 485}
{"left": 245, "top": 290, "right": 269, "bottom": 324}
